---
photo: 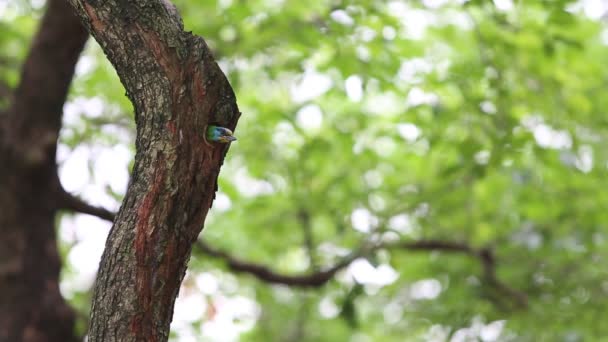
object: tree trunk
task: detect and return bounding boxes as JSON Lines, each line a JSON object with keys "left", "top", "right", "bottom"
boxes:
{"left": 67, "top": 1, "right": 241, "bottom": 341}
{"left": 0, "top": 0, "right": 88, "bottom": 341}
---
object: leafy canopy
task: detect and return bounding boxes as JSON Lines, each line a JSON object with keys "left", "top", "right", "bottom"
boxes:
{"left": 3, "top": 0, "right": 608, "bottom": 340}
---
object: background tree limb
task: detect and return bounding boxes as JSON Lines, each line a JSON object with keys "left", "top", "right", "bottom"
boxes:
{"left": 0, "top": 0, "right": 88, "bottom": 341}
{"left": 63, "top": 192, "right": 527, "bottom": 309}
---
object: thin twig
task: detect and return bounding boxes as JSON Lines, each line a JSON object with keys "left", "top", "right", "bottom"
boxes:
{"left": 297, "top": 208, "right": 318, "bottom": 270}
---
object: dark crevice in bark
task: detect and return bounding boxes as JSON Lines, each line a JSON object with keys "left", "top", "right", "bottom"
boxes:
{"left": 0, "top": 0, "right": 89, "bottom": 341}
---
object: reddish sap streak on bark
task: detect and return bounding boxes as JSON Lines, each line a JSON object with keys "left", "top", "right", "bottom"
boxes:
{"left": 83, "top": 2, "right": 106, "bottom": 32}
{"left": 137, "top": 27, "right": 180, "bottom": 83}
{"left": 131, "top": 156, "right": 166, "bottom": 341}
{"left": 166, "top": 120, "right": 177, "bottom": 136}
{"left": 157, "top": 235, "right": 179, "bottom": 311}
{"left": 194, "top": 68, "right": 207, "bottom": 99}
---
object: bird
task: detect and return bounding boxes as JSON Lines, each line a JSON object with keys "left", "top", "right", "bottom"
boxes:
{"left": 206, "top": 125, "right": 237, "bottom": 143}
{"left": 206, "top": 124, "right": 236, "bottom": 202}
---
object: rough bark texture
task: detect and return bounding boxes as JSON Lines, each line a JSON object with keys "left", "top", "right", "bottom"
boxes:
{"left": 67, "top": 1, "right": 241, "bottom": 341}
{"left": 0, "top": 0, "right": 88, "bottom": 341}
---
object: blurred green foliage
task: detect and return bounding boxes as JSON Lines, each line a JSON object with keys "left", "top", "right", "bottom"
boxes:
{"left": 4, "top": 0, "right": 608, "bottom": 340}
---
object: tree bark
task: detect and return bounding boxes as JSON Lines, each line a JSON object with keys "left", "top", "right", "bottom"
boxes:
{"left": 0, "top": 0, "right": 88, "bottom": 341}
{"left": 66, "top": 1, "right": 241, "bottom": 341}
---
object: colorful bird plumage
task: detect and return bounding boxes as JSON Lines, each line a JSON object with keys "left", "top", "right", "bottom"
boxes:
{"left": 206, "top": 125, "right": 236, "bottom": 143}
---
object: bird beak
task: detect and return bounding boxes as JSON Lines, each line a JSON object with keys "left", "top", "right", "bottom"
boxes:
{"left": 226, "top": 135, "right": 237, "bottom": 142}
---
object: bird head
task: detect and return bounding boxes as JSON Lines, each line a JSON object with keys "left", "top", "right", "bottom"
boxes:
{"left": 206, "top": 125, "right": 237, "bottom": 143}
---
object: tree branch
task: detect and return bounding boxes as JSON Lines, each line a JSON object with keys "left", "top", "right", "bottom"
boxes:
{"left": 196, "top": 241, "right": 358, "bottom": 288}
{"left": 59, "top": 190, "right": 116, "bottom": 222}
{"left": 64, "top": 195, "right": 527, "bottom": 307}
{"left": 193, "top": 240, "right": 462, "bottom": 287}
{"left": 476, "top": 247, "right": 528, "bottom": 308}
{"left": 297, "top": 208, "right": 318, "bottom": 270}
{"left": 196, "top": 239, "right": 527, "bottom": 307}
